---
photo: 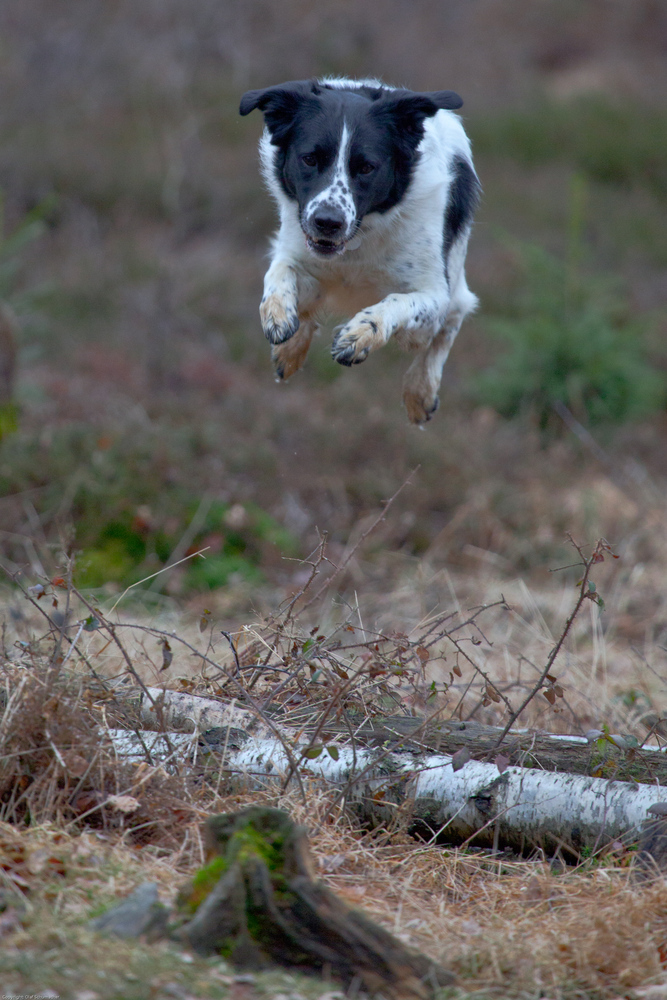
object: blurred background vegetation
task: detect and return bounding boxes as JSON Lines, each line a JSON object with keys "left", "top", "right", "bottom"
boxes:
{"left": 1, "top": 0, "right": 666, "bottom": 613}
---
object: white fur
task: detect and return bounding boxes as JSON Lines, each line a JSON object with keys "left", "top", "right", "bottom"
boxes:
{"left": 258, "top": 78, "right": 479, "bottom": 423}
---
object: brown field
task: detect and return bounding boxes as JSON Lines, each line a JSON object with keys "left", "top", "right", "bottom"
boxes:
{"left": 1, "top": 2, "right": 667, "bottom": 998}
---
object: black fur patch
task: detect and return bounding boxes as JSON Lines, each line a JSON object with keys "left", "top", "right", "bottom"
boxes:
{"left": 443, "top": 156, "right": 481, "bottom": 275}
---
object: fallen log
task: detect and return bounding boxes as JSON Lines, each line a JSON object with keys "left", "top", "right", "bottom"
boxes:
{"left": 108, "top": 728, "right": 667, "bottom": 856}
{"left": 102, "top": 685, "right": 667, "bottom": 785}
{"left": 317, "top": 715, "right": 667, "bottom": 785}
{"left": 104, "top": 685, "right": 262, "bottom": 736}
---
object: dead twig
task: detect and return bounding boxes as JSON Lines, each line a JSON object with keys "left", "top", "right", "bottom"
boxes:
{"left": 494, "top": 537, "right": 611, "bottom": 749}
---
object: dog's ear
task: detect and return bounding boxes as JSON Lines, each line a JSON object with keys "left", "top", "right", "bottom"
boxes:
{"left": 421, "top": 90, "right": 464, "bottom": 111}
{"left": 372, "top": 89, "right": 463, "bottom": 144}
{"left": 239, "top": 81, "right": 317, "bottom": 144}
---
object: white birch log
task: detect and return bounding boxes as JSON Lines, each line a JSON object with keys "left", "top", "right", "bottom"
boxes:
{"left": 107, "top": 688, "right": 667, "bottom": 783}
{"left": 124, "top": 687, "right": 267, "bottom": 736}
{"left": 141, "top": 687, "right": 256, "bottom": 732}
{"left": 107, "top": 729, "right": 667, "bottom": 854}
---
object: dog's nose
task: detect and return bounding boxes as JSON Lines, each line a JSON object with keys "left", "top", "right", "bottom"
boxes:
{"left": 312, "top": 212, "right": 344, "bottom": 237}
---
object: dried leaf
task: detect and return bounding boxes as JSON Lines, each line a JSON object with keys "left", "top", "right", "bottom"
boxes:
{"left": 159, "top": 637, "right": 173, "bottom": 671}
{"left": 495, "top": 753, "right": 510, "bottom": 774}
{"left": 27, "top": 850, "right": 66, "bottom": 877}
{"left": 63, "top": 752, "right": 89, "bottom": 778}
{"left": 543, "top": 687, "right": 557, "bottom": 705}
{"left": 452, "top": 748, "right": 471, "bottom": 772}
{"left": 553, "top": 684, "right": 564, "bottom": 698}
{"left": 106, "top": 794, "right": 141, "bottom": 814}
{"left": 51, "top": 576, "right": 67, "bottom": 588}
{"left": 486, "top": 684, "right": 501, "bottom": 703}
{"left": 70, "top": 790, "right": 105, "bottom": 816}
{"left": 199, "top": 610, "right": 212, "bottom": 632}
{"left": 452, "top": 664, "right": 462, "bottom": 678}
{"left": 415, "top": 645, "right": 430, "bottom": 663}
{"left": 608, "top": 733, "right": 638, "bottom": 750}
{"left": 26, "top": 848, "right": 51, "bottom": 875}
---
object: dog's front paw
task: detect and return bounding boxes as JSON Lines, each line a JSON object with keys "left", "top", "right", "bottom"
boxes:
{"left": 331, "top": 312, "right": 385, "bottom": 367}
{"left": 403, "top": 387, "right": 440, "bottom": 425}
{"left": 260, "top": 294, "right": 300, "bottom": 345}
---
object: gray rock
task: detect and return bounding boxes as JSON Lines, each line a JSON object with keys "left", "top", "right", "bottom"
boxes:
{"left": 89, "top": 882, "right": 168, "bottom": 939}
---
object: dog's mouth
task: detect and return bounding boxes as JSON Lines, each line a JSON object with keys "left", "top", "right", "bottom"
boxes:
{"left": 305, "top": 230, "right": 363, "bottom": 256}
{"left": 305, "top": 235, "right": 348, "bottom": 256}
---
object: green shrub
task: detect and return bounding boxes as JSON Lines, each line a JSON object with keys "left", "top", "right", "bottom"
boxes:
{"left": 74, "top": 499, "right": 298, "bottom": 594}
{"left": 184, "top": 553, "right": 263, "bottom": 591}
{"left": 471, "top": 238, "right": 666, "bottom": 429}
{"left": 0, "top": 419, "right": 297, "bottom": 594}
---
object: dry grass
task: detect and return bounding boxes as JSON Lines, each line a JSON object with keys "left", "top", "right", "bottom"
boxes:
{"left": 2, "top": 787, "right": 667, "bottom": 999}
{"left": 6, "top": 506, "right": 666, "bottom": 746}
{"left": 275, "top": 789, "right": 667, "bottom": 999}
{"left": 1, "top": 546, "right": 667, "bottom": 998}
{"left": 1, "top": 3, "right": 667, "bottom": 996}
{"left": 0, "top": 815, "right": 329, "bottom": 1000}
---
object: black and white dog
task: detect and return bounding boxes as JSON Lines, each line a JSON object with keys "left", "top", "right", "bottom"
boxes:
{"left": 240, "top": 77, "right": 480, "bottom": 423}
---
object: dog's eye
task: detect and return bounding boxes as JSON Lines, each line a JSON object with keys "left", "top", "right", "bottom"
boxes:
{"left": 301, "top": 154, "right": 318, "bottom": 168}
{"left": 358, "top": 162, "right": 376, "bottom": 175}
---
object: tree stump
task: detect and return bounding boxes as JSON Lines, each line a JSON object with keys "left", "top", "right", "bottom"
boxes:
{"left": 177, "top": 806, "right": 454, "bottom": 999}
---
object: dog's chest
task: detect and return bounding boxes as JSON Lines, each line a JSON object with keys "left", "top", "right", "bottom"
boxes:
{"left": 303, "top": 240, "right": 437, "bottom": 317}
{"left": 317, "top": 272, "right": 387, "bottom": 316}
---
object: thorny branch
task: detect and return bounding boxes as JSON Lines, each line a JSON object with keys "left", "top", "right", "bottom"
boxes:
{"left": 493, "top": 536, "right": 613, "bottom": 749}
{"left": 2, "top": 526, "right": 637, "bottom": 828}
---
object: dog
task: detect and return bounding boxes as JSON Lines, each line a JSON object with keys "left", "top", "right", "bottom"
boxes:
{"left": 239, "top": 77, "right": 480, "bottom": 423}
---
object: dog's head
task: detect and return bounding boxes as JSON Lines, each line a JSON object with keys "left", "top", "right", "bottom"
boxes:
{"left": 240, "top": 80, "right": 463, "bottom": 257}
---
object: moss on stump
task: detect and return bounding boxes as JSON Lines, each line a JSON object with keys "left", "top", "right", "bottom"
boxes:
{"left": 177, "top": 806, "right": 453, "bottom": 999}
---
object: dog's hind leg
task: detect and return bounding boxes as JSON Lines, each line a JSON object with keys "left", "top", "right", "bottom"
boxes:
{"left": 402, "top": 283, "right": 477, "bottom": 424}
{"left": 271, "top": 318, "right": 317, "bottom": 381}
